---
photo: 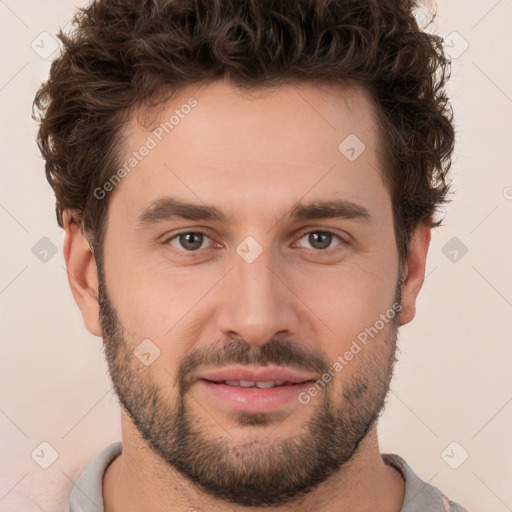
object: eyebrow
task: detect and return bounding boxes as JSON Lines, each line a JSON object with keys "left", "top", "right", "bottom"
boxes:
{"left": 135, "top": 196, "right": 371, "bottom": 228}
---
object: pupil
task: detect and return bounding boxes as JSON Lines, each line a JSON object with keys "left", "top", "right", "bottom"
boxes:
{"left": 310, "top": 232, "right": 331, "bottom": 249}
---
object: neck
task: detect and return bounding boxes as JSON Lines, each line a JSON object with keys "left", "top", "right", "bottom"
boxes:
{"left": 103, "top": 418, "right": 404, "bottom": 512}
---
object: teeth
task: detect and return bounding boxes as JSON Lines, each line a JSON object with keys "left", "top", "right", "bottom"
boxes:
{"left": 223, "top": 380, "right": 289, "bottom": 388}
{"left": 254, "top": 381, "right": 275, "bottom": 389}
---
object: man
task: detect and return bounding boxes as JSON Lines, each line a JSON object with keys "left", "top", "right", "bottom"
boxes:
{"left": 33, "top": 0, "right": 466, "bottom": 510}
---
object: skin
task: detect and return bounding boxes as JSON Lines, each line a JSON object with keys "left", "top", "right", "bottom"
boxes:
{"left": 63, "top": 79, "right": 431, "bottom": 512}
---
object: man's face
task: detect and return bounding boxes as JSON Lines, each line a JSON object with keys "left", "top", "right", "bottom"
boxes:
{"left": 98, "top": 80, "right": 403, "bottom": 506}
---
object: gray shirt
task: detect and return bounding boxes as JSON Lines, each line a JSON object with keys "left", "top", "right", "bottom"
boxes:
{"left": 69, "top": 442, "right": 467, "bottom": 511}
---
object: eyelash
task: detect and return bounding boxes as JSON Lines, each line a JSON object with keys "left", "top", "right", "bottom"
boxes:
{"left": 163, "top": 229, "right": 348, "bottom": 256}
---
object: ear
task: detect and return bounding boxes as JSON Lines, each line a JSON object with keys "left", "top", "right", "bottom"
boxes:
{"left": 397, "top": 222, "right": 432, "bottom": 326}
{"left": 62, "top": 211, "right": 102, "bottom": 337}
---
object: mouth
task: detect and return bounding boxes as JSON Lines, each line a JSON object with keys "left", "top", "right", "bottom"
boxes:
{"left": 196, "top": 365, "right": 316, "bottom": 386}
{"left": 197, "top": 379, "right": 314, "bottom": 414}
{"left": 201, "top": 379, "right": 309, "bottom": 388}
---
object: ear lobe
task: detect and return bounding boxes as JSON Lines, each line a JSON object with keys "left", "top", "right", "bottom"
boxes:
{"left": 62, "top": 211, "right": 102, "bottom": 337}
{"left": 397, "top": 223, "right": 432, "bottom": 326}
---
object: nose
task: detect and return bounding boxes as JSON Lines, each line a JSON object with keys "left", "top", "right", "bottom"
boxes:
{"left": 216, "top": 247, "right": 301, "bottom": 347}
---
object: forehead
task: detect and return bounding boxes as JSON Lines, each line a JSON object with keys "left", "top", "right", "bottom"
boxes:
{"left": 109, "top": 80, "right": 388, "bottom": 226}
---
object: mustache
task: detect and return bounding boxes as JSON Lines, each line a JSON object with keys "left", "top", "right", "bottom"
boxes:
{"left": 178, "top": 338, "right": 330, "bottom": 391}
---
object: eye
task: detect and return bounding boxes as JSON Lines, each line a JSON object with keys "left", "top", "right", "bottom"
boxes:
{"left": 295, "top": 230, "right": 344, "bottom": 251}
{"left": 165, "top": 230, "right": 213, "bottom": 252}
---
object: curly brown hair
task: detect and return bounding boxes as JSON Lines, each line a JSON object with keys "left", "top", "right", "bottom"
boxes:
{"left": 33, "top": 0, "right": 454, "bottom": 269}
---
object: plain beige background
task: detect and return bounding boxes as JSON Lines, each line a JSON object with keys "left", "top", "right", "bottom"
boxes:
{"left": 1, "top": 1, "right": 511, "bottom": 510}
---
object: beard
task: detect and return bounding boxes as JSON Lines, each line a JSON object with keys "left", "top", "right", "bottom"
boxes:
{"left": 98, "top": 263, "right": 400, "bottom": 507}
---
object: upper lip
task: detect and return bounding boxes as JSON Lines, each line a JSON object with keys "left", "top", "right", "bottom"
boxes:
{"left": 196, "top": 366, "right": 316, "bottom": 384}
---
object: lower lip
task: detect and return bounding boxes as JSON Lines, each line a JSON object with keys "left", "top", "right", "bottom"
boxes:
{"left": 196, "top": 379, "right": 312, "bottom": 413}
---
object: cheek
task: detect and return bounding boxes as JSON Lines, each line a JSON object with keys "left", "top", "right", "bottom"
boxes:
{"left": 296, "top": 258, "right": 398, "bottom": 356}
{"left": 105, "top": 248, "right": 216, "bottom": 347}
